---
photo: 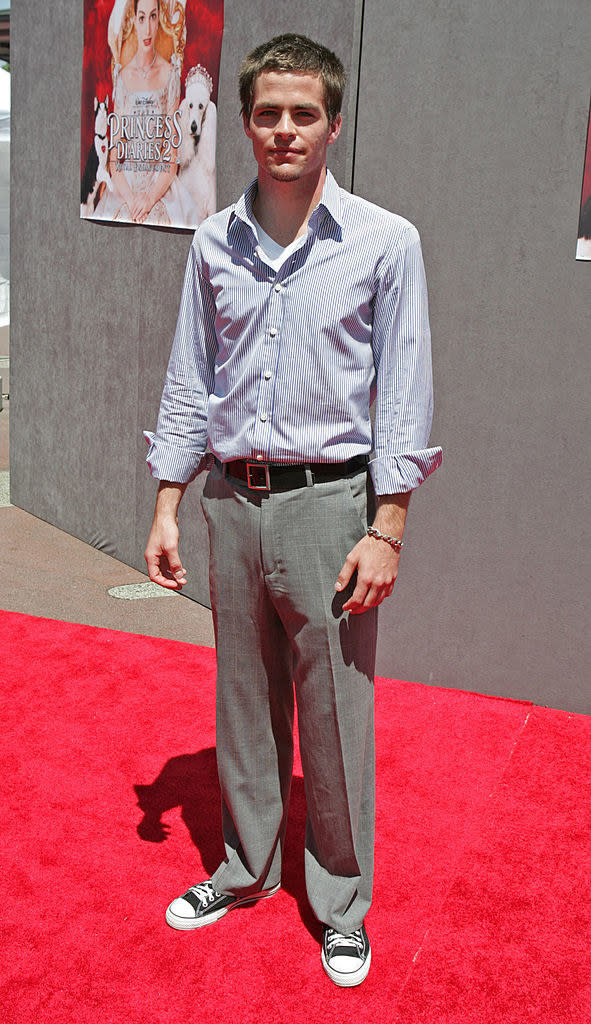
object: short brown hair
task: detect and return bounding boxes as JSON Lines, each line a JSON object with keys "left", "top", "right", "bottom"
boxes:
{"left": 239, "top": 34, "right": 346, "bottom": 124}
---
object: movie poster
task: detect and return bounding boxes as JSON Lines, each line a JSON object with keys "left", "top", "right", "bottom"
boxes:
{"left": 576, "top": 95, "right": 591, "bottom": 260}
{"left": 81, "top": 0, "right": 224, "bottom": 230}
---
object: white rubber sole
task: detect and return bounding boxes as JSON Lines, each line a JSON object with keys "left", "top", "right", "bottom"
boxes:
{"left": 321, "top": 947, "right": 372, "bottom": 987}
{"left": 165, "top": 882, "right": 281, "bottom": 931}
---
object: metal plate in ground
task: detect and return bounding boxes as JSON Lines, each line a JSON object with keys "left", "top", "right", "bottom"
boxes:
{"left": 107, "top": 583, "right": 178, "bottom": 600}
{"left": 0, "top": 470, "right": 10, "bottom": 506}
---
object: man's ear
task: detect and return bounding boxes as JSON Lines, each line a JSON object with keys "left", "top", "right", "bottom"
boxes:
{"left": 242, "top": 111, "right": 252, "bottom": 139}
{"left": 328, "top": 113, "right": 342, "bottom": 146}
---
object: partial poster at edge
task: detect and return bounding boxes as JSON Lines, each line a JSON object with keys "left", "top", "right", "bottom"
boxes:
{"left": 81, "top": 0, "right": 224, "bottom": 230}
{"left": 576, "top": 95, "right": 591, "bottom": 260}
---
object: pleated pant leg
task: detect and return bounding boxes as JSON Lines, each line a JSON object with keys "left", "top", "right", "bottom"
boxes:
{"left": 200, "top": 461, "right": 377, "bottom": 934}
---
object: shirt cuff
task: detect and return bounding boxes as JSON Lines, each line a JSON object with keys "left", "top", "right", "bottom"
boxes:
{"left": 369, "top": 447, "right": 443, "bottom": 494}
{"left": 143, "top": 431, "right": 207, "bottom": 483}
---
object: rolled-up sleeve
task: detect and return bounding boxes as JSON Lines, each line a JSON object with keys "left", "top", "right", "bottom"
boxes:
{"left": 144, "top": 237, "right": 218, "bottom": 483}
{"left": 369, "top": 224, "right": 442, "bottom": 494}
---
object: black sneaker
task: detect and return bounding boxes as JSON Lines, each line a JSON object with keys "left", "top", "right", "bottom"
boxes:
{"left": 321, "top": 924, "right": 371, "bottom": 987}
{"left": 165, "top": 879, "right": 280, "bottom": 930}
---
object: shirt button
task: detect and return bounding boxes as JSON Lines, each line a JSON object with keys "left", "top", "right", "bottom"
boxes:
{"left": 256, "top": 454, "right": 264, "bottom": 461}
{"left": 260, "top": 413, "right": 267, "bottom": 422}
{"left": 264, "top": 370, "right": 272, "bottom": 380}
{"left": 274, "top": 284, "right": 282, "bottom": 292}
{"left": 269, "top": 327, "right": 277, "bottom": 337}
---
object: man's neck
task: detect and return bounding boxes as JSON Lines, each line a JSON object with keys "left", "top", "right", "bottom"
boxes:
{"left": 252, "top": 167, "right": 327, "bottom": 247}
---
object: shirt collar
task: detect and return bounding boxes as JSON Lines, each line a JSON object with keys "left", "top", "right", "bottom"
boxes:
{"left": 232, "top": 177, "right": 259, "bottom": 232}
{"left": 313, "top": 169, "right": 343, "bottom": 228}
{"left": 228, "top": 168, "right": 343, "bottom": 243}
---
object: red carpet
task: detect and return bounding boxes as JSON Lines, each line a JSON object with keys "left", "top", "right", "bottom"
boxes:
{"left": 0, "top": 609, "right": 589, "bottom": 1023}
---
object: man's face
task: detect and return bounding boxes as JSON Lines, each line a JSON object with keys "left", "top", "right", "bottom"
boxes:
{"left": 243, "top": 71, "right": 341, "bottom": 185}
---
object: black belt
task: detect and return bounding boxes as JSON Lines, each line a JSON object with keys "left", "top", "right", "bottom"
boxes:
{"left": 218, "top": 455, "right": 368, "bottom": 491}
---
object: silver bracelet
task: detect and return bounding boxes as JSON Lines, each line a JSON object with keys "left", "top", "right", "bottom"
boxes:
{"left": 366, "top": 526, "right": 404, "bottom": 552}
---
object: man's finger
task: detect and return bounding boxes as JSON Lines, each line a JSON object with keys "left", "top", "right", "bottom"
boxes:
{"left": 145, "top": 549, "right": 187, "bottom": 589}
{"left": 344, "top": 579, "right": 395, "bottom": 614}
{"left": 342, "top": 577, "right": 370, "bottom": 612}
{"left": 167, "top": 554, "right": 187, "bottom": 581}
{"left": 335, "top": 550, "right": 358, "bottom": 592}
{"left": 146, "top": 559, "right": 175, "bottom": 588}
{"left": 150, "top": 569, "right": 187, "bottom": 590}
{"left": 152, "top": 570, "right": 183, "bottom": 589}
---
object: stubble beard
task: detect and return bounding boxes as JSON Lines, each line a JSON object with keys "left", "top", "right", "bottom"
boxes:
{"left": 267, "top": 165, "right": 302, "bottom": 183}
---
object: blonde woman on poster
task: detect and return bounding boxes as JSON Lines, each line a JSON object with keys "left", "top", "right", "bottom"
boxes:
{"left": 95, "top": 0, "right": 201, "bottom": 226}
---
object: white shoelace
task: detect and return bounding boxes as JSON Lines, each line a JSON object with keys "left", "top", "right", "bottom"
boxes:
{"left": 187, "top": 881, "right": 219, "bottom": 907}
{"left": 325, "top": 928, "right": 365, "bottom": 955}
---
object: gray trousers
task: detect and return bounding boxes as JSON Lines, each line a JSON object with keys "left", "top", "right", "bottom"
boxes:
{"left": 200, "top": 460, "right": 377, "bottom": 934}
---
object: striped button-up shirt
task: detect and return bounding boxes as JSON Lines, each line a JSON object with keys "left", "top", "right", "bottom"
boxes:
{"left": 145, "top": 170, "right": 442, "bottom": 494}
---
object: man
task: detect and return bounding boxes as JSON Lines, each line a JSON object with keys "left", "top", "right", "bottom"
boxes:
{"left": 144, "top": 34, "right": 441, "bottom": 988}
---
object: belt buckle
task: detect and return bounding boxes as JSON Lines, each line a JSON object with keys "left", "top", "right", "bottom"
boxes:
{"left": 246, "top": 461, "right": 271, "bottom": 490}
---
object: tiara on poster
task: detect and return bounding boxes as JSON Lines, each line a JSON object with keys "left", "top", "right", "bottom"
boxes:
{"left": 185, "top": 64, "right": 213, "bottom": 97}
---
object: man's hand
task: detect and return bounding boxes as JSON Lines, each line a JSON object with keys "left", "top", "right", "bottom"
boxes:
{"left": 335, "top": 534, "right": 400, "bottom": 613}
{"left": 334, "top": 490, "right": 411, "bottom": 614}
{"left": 144, "top": 481, "right": 188, "bottom": 590}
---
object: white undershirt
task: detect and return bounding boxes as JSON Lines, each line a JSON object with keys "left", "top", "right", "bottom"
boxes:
{"left": 251, "top": 215, "right": 306, "bottom": 271}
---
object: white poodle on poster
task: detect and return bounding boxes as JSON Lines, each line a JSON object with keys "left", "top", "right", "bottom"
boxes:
{"left": 177, "top": 65, "right": 217, "bottom": 224}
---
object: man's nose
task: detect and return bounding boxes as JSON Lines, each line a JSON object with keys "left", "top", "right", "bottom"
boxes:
{"left": 275, "top": 112, "right": 295, "bottom": 136}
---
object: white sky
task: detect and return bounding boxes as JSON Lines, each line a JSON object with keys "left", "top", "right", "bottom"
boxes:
{"left": 0, "top": 68, "right": 8, "bottom": 112}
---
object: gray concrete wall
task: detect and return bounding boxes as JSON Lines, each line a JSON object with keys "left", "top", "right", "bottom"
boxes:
{"left": 356, "top": 0, "right": 590, "bottom": 711}
{"left": 10, "top": 1, "right": 590, "bottom": 712}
